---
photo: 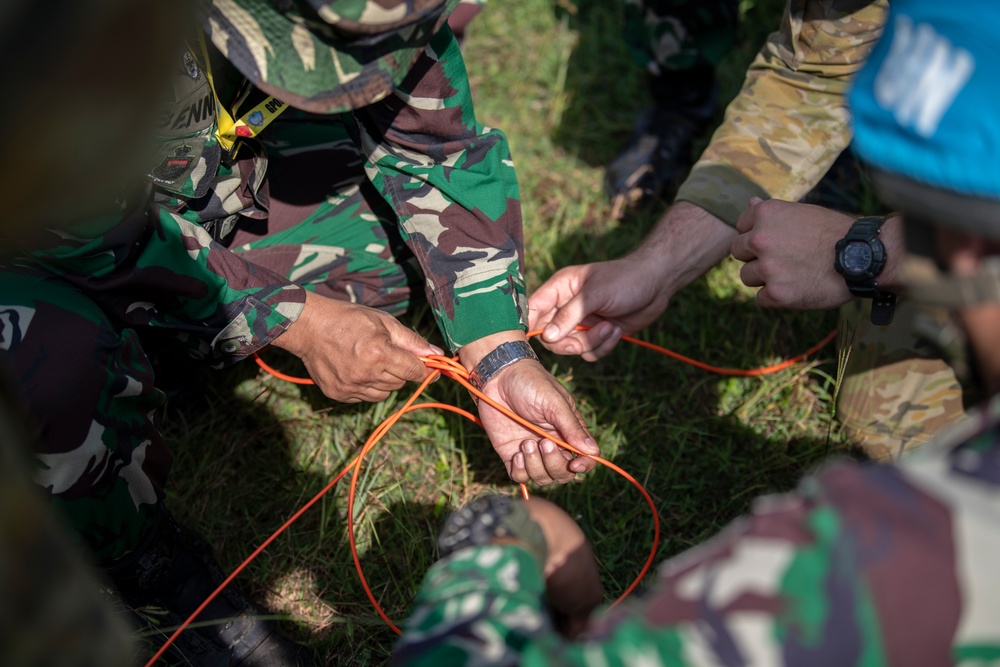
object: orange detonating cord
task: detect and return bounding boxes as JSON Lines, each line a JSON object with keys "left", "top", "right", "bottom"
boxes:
{"left": 144, "top": 326, "right": 836, "bottom": 666}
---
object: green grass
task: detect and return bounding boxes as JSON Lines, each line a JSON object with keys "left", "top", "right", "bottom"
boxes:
{"left": 160, "top": 0, "right": 850, "bottom": 663}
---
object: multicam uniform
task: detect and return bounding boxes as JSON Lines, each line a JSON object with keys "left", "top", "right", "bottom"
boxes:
{"left": 672, "top": 0, "right": 965, "bottom": 459}
{"left": 392, "top": 394, "right": 1000, "bottom": 666}
{"left": 0, "top": 15, "right": 527, "bottom": 563}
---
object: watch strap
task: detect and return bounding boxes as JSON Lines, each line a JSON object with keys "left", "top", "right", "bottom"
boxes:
{"left": 872, "top": 292, "right": 897, "bottom": 326}
{"left": 437, "top": 494, "right": 549, "bottom": 564}
{"left": 843, "top": 216, "right": 885, "bottom": 242}
{"left": 468, "top": 340, "right": 539, "bottom": 392}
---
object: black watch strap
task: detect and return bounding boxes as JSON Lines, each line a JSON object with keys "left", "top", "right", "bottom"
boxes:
{"left": 872, "top": 292, "right": 897, "bottom": 327}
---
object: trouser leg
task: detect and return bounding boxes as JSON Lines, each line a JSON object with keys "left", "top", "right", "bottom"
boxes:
{"left": 837, "top": 298, "right": 966, "bottom": 460}
{"left": 0, "top": 269, "right": 169, "bottom": 564}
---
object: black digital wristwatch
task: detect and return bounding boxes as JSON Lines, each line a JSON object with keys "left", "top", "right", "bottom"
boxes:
{"left": 834, "top": 216, "right": 897, "bottom": 326}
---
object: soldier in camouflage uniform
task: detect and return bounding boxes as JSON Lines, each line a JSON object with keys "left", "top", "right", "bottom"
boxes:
{"left": 392, "top": 2, "right": 1000, "bottom": 660}
{"left": 531, "top": 0, "right": 967, "bottom": 460}
{"left": 1, "top": 0, "right": 600, "bottom": 663}
{"left": 0, "top": 2, "right": 185, "bottom": 665}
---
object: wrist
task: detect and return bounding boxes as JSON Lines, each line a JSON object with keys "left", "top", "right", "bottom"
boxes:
{"left": 466, "top": 339, "right": 540, "bottom": 393}
{"left": 637, "top": 201, "right": 737, "bottom": 297}
{"left": 876, "top": 214, "right": 906, "bottom": 291}
{"left": 458, "top": 330, "right": 529, "bottom": 372}
{"left": 271, "top": 289, "right": 314, "bottom": 356}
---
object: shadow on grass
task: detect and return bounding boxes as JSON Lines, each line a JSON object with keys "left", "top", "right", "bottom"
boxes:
{"left": 156, "top": 351, "right": 447, "bottom": 665}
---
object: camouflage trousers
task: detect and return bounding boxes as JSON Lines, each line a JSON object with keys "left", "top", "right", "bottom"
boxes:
{"left": 623, "top": 0, "right": 739, "bottom": 76}
{"left": 837, "top": 298, "right": 967, "bottom": 460}
{"left": 0, "top": 117, "right": 418, "bottom": 564}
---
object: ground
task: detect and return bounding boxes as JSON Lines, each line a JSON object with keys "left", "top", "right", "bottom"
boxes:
{"left": 160, "top": 0, "right": 851, "bottom": 663}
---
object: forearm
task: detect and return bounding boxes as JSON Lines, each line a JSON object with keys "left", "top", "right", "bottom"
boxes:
{"left": 634, "top": 201, "right": 737, "bottom": 299}
{"left": 676, "top": 0, "right": 889, "bottom": 225}
{"left": 354, "top": 26, "right": 527, "bottom": 352}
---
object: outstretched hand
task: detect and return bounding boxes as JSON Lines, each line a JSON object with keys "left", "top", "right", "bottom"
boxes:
{"left": 528, "top": 257, "right": 670, "bottom": 361}
{"left": 479, "top": 359, "right": 599, "bottom": 485}
{"left": 273, "top": 291, "right": 441, "bottom": 403}
{"left": 461, "top": 332, "right": 599, "bottom": 486}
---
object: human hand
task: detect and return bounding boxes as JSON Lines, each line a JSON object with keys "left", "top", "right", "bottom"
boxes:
{"left": 522, "top": 497, "right": 602, "bottom": 638}
{"left": 528, "top": 257, "right": 670, "bottom": 361}
{"left": 529, "top": 202, "right": 736, "bottom": 361}
{"left": 731, "top": 198, "right": 858, "bottom": 310}
{"left": 460, "top": 332, "right": 599, "bottom": 485}
{"left": 272, "top": 291, "right": 441, "bottom": 402}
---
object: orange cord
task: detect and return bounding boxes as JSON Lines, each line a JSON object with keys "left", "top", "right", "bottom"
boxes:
{"left": 144, "top": 326, "right": 836, "bottom": 666}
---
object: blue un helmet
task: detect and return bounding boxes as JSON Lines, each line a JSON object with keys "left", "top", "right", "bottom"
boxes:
{"left": 849, "top": 0, "right": 1000, "bottom": 308}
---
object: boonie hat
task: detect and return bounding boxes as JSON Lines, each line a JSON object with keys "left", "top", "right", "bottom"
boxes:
{"left": 203, "top": 0, "right": 459, "bottom": 114}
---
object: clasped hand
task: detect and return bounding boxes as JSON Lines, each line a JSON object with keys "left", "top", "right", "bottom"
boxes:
{"left": 273, "top": 291, "right": 441, "bottom": 403}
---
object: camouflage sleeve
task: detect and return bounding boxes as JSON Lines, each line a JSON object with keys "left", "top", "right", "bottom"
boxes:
{"left": 394, "top": 425, "right": 1000, "bottom": 665}
{"left": 15, "top": 202, "right": 305, "bottom": 365}
{"left": 352, "top": 26, "right": 528, "bottom": 351}
{"left": 675, "top": 0, "right": 889, "bottom": 226}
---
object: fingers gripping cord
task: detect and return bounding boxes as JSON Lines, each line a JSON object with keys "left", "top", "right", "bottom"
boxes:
{"left": 144, "top": 327, "right": 837, "bottom": 666}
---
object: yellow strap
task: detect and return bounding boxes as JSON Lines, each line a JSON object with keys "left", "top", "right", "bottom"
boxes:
{"left": 196, "top": 33, "right": 287, "bottom": 153}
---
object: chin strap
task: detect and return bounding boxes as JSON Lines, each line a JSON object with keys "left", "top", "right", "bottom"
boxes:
{"left": 903, "top": 256, "right": 1000, "bottom": 308}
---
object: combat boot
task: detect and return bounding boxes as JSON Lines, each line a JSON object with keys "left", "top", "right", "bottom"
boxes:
{"left": 606, "top": 65, "right": 719, "bottom": 217}
{"left": 104, "top": 507, "right": 317, "bottom": 667}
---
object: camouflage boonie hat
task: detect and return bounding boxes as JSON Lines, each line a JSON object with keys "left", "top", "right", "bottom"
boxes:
{"left": 203, "top": 0, "right": 459, "bottom": 114}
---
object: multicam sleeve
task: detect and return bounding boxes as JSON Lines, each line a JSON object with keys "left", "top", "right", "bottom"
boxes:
{"left": 352, "top": 26, "right": 527, "bottom": 352}
{"left": 675, "top": 0, "right": 889, "bottom": 226}
{"left": 16, "top": 203, "right": 305, "bottom": 365}
{"left": 394, "top": 451, "right": 995, "bottom": 666}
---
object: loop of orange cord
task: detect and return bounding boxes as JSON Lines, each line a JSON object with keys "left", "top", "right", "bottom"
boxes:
{"left": 144, "top": 326, "right": 836, "bottom": 666}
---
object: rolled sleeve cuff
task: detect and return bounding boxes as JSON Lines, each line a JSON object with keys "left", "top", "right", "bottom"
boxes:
{"left": 209, "top": 284, "right": 306, "bottom": 365}
{"left": 433, "top": 271, "right": 528, "bottom": 351}
{"left": 675, "top": 162, "right": 772, "bottom": 228}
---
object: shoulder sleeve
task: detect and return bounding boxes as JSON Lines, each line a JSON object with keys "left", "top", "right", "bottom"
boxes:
{"left": 676, "top": 0, "right": 889, "bottom": 226}
{"left": 351, "top": 26, "right": 528, "bottom": 351}
{"left": 16, "top": 202, "right": 304, "bottom": 365}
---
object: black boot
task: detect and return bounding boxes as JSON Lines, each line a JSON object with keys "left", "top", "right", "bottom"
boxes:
{"left": 104, "top": 508, "right": 317, "bottom": 666}
{"left": 606, "top": 64, "right": 719, "bottom": 216}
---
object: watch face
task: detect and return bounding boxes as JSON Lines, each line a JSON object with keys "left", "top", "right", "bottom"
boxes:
{"left": 841, "top": 241, "right": 873, "bottom": 276}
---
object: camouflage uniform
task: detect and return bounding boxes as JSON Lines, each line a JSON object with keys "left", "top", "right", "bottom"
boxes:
{"left": 0, "top": 19, "right": 528, "bottom": 563}
{"left": 392, "top": 394, "right": 1000, "bottom": 666}
{"left": 673, "top": 0, "right": 966, "bottom": 458}
{"left": 623, "top": 0, "right": 739, "bottom": 75}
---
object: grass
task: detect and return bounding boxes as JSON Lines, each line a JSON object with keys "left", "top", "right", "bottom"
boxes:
{"left": 159, "top": 0, "right": 850, "bottom": 663}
